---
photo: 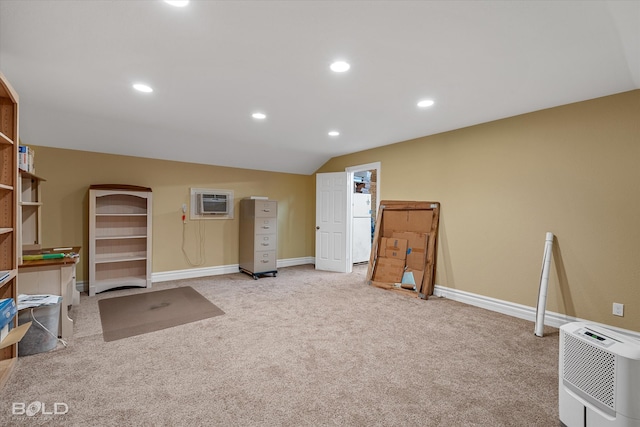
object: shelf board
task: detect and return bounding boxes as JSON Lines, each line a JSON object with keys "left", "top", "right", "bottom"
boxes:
{"left": 0, "top": 184, "right": 13, "bottom": 191}
{"left": 95, "top": 234, "right": 147, "bottom": 240}
{"left": 0, "top": 131, "right": 13, "bottom": 146}
{"left": 0, "top": 270, "right": 16, "bottom": 286}
{"left": 95, "top": 213, "right": 147, "bottom": 217}
{"left": 18, "top": 169, "right": 46, "bottom": 181}
{"left": 94, "top": 276, "right": 147, "bottom": 287}
{"left": 95, "top": 253, "right": 147, "bottom": 264}
{"left": 19, "top": 202, "right": 42, "bottom": 207}
{"left": 0, "top": 228, "right": 13, "bottom": 235}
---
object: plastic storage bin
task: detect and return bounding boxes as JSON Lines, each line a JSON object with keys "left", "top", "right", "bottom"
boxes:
{"left": 18, "top": 300, "right": 61, "bottom": 356}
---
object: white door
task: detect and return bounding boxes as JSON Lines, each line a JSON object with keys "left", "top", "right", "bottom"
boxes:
{"left": 315, "top": 172, "right": 351, "bottom": 272}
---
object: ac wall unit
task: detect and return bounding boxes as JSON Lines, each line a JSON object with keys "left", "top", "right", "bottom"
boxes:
{"left": 559, "top": 322, "right": 640, "bottom": 427}
{"left": 198, "top": 193, "right": 229, "bottom": 215}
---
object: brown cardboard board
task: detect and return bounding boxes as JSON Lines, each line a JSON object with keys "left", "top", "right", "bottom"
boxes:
{"left": 406, "top": 249, "right": 426, "bottom": 271}
{"left": 382, "top": 210, "right": 433, "bottom": 236}
{"left": 391, "top": 231, "right": 427, "bottom": 250}
{"left": 407, "top": 210, "right": 433, "bottom": 233}
{"left": 366, "top": 201, "right": 440, "bottom": 300}
{"left": 0, "top": 321, "right": 31, "bottom": 350}
{"left": 387, "top": 249, "right": 406, "bottom": 260}
{"left": 380, "top": 237, "right": 408, "bottom": 260}
{"left": 381, "top": 210, "right": 408, "bottom": 237}
{"left": 372, "top": 257, "right": 405, "bottom": 283}
{"left": 377, "top": 238, "right": 385, "bottom": 256}
{"left": 392, "top": 232, "right": 428, "bottom": 270}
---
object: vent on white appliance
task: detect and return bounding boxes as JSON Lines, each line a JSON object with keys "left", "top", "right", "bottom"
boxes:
{"left": 559, "top": 322, "right": 640, "bottom": 427}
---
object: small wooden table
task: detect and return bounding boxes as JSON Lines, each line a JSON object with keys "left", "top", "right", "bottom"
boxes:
{"left": 18, "top": 246, "right": 81, "bottom": 340}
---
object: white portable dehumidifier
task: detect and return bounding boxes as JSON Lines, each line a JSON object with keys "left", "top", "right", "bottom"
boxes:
{"left": 559, "top": 322, "right": 640, "bottom": 427}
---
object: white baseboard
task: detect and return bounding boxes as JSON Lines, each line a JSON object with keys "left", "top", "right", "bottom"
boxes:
{"left": 76, "top": 257, "right": 315, "bottom": 291}
{"left": 433, "top": 284, "right": 640, "bottom": 340}
{"left": 276, "top": 257, "right": 315, "bottom": 268}
{"left": 77, "top": 280, "right": 87, "bottom": 293}
{"left": 152, "top": 257, "right": 315, "bottom": 283}
{"left": 152, "top": 264, "right": 240, "bottom": 282}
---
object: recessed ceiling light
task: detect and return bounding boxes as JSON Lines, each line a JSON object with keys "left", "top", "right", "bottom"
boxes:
{"left": 417, "top": 99, "right": 435, "bottom": 108}
{"left": 164, "top": 0, "right": 189, "bottom": 7}
{"left": 252, "top": 112, "right": 266, "bottom": 120}
{"left": 330, "top": 61, "right": 350, "bottom": 73}
{"left": 328, "top": 131, "right": 340, "bottom": 137}
{"left": 133, "top": 83, "right": 153, "bottom": 93}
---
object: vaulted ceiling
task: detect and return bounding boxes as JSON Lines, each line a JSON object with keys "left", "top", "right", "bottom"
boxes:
{"left": 1, "top": 1, "right": 638, "bottom": 174}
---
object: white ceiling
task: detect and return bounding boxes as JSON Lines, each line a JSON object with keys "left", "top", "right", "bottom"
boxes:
{"left": 1, "top": 1, "right": 638, "bottom": 175}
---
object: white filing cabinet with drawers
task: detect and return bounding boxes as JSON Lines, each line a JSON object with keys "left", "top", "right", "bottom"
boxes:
{"left": 239, "top": 198, "right": 277, "bottom": 279}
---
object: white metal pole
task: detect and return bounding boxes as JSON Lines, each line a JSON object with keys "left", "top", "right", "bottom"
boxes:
{"left": 534, "top": 232, "right": 554, "bottom": 337}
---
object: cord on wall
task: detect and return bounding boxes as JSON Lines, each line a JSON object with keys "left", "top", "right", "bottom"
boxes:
{"left": 181, "top": 220, "right": 206, "bottom": 267}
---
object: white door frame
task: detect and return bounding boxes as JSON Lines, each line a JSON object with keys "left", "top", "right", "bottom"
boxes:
{"left": 346, "top": 162, "right": 381, "bottom": 265}
{"left": 314, "top": 162, "right": 381, "bottom": 272}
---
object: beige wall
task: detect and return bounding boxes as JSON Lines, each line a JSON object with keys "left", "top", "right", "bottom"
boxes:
{"left": 317, "top": 90, "right": 640, "bottom": 332}
{"left": 30, "top": 147, "right": 316, "bottom": 283}
{"left": 27, "top": 90, "right": 639, "bottom": 332}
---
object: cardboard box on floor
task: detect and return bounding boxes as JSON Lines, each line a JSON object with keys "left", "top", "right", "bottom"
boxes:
{"left": 366, "top": 201, "right": 440, "bottom": 299}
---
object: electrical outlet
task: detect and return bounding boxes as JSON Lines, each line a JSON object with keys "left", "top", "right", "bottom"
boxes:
{"left": 613, "top": 303, "right": 624, "bottom": 317}
{"left": 182, "top": 203, "right": 187, "bottom": 213}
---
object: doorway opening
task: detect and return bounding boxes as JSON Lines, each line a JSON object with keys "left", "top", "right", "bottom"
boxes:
{"left": 346, "top": 162, "right": 380, "bottom": 265}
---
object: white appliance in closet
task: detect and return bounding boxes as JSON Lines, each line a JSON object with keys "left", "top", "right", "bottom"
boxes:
{"left": 352, "top": 193, "right": 372, "bottom": 264}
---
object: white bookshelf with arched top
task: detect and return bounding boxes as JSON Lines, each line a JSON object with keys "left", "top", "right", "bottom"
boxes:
{"left": 88, "top": 185, "right": 152, "bottom": 296}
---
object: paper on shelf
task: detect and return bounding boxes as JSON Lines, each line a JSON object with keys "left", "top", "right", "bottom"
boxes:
{"left": 18, "top": 294, "right": 62, "bottom": 310}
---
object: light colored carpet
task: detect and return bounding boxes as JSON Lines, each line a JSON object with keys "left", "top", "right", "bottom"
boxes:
{"left": 0, "top": 264, "right": 559, "bottom": 426}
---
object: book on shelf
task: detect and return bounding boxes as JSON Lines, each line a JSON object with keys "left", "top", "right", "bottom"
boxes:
{"left": 18, "top": 145, "right": 27, "bottom": 171}
{"left": 0, "top": 298, "right": 16, "bottom": 344}
{"left": 0, "top": 322, "right": 11, "bottom": 343}
{"left": 18, "top": 144, "right": 35, "bottom": 173}
{"left": 0, "top": 297, "right": 17, "bottom": 330}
